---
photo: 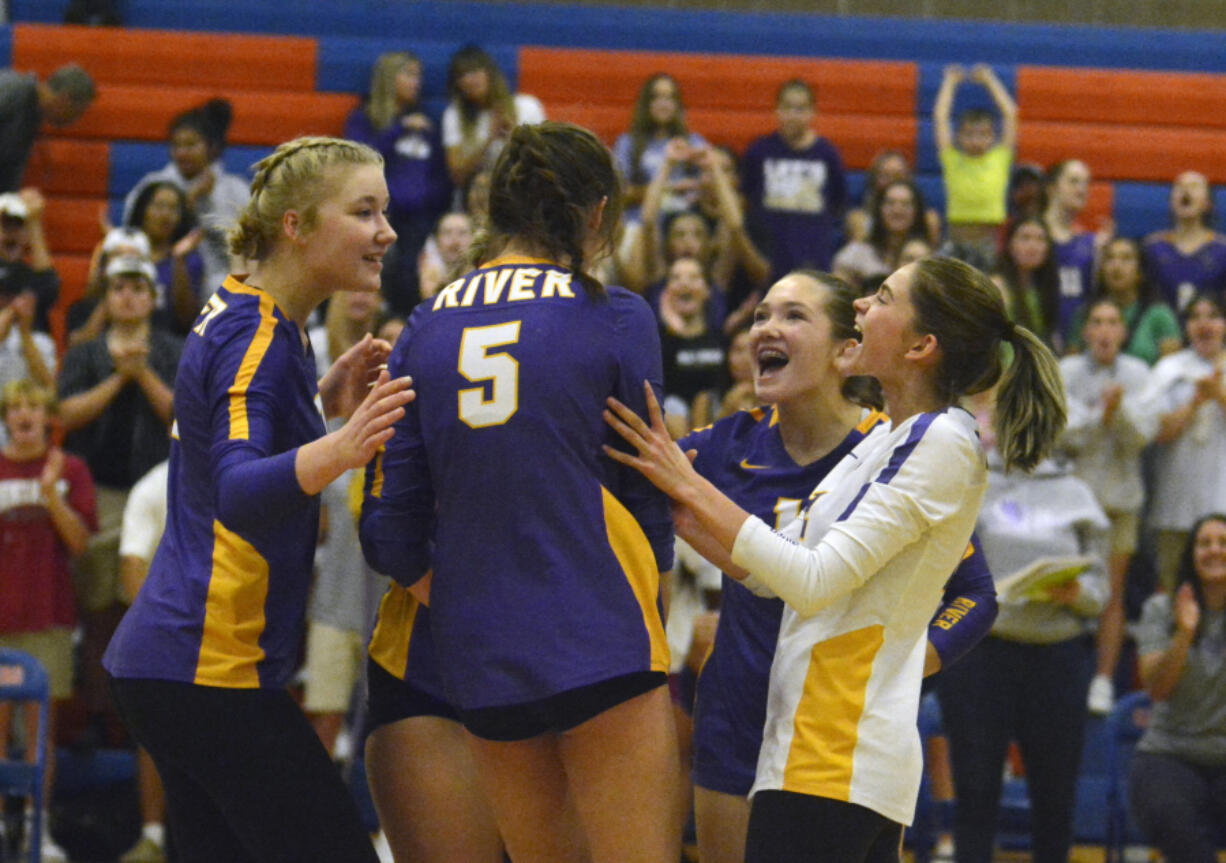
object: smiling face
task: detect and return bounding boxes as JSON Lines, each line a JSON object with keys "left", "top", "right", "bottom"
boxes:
{"left": 648, "top": 76, "right": 680, "bottom": 128}
{"left": 1193, "top": 518, "right": 1226, "bottom": 591}
{"left": 296, "top": 164, "right": 396, "bottom": 295}
{"left": 749, "top": 274, "right": 845, "bottom": 407}
{"left": 1185, "top": 296, "right": 1226, "bottom": 361}
{"left": 436, "top": 212, "right": 474, "bottom": 264}
{"left": 1099, "top": 239, "right": 1142, "bottom": 299}
{"left": 878, "top": 183, "right": 917, "bottom": 236}
{"left": 1008, "top": 220, "right": 1050, "bottom": 271}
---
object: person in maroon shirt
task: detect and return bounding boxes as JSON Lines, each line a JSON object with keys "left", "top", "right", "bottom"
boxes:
{"left": 0, "top": 378, "right": 96, "bottom": 862}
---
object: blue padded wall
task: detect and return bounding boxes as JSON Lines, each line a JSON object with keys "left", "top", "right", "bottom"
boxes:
{"left": 12, "top": 0, "right": 1225, "bottom": 75}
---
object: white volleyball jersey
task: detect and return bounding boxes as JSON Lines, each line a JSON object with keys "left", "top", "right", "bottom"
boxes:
{"left": 731, "top": 407, "right": 986, "bottom": 825}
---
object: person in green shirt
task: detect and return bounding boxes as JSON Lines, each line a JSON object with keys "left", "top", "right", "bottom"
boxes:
{"left": 1069, "top": 237, "right": 1182, "bottom": 365}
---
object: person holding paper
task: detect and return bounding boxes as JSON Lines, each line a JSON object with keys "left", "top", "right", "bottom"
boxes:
{"left": 936, "top": 416, "right": 1108, "bottom": 863}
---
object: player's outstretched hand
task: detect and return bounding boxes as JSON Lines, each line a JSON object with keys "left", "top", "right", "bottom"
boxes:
{"left": 320, "top": 333, "right": 395, "bottom": 421}
{"left": 603, "top": 381, "right": 699, "bottom": 501}
{"left": 297, "top": 371, "right": 415, "bottom": 495}
{"left": 337, "top": 370, "right": 415, "bottom": 469}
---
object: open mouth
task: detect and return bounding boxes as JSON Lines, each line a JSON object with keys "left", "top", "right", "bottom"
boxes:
{"left": 757, "top": 347, "right": 789, "bottom": 377}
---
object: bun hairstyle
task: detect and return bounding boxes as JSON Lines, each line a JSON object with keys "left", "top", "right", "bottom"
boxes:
{"left": 469, "top": 121, "right": 622, "bottom": 297}
{"left": 907, "top": 256, "right": 1066, "bottom": 472}
{"left": 228, "top": 136, "right": 382, "bottom": 261}
{"left": 170, "top": 98, "right": 234, "bottom": 158}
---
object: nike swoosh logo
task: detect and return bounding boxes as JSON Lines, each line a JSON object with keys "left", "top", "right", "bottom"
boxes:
{"left": 739, "top": 459, "right": 770, "bottom": 470}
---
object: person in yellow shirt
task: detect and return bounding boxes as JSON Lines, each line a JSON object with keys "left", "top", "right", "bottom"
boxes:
{"left": 934, "top": 64, "right": 1018, "bottom": 259}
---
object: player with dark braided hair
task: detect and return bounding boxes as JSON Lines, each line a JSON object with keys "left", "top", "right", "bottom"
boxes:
{"left": 362, "top": 121, "right": 683, "bottom": 862}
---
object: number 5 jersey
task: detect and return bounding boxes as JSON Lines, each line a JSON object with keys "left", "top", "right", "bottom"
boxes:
{"left": 361, "top": 258, "right": 676, "bottom": 712}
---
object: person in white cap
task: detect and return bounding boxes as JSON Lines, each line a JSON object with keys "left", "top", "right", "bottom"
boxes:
{"left": 66, "top": 226, "right": 153, "bottom": 349}
{"left": 0, "top": 189, "right": 59, "bottom": 332}
{"left": 57, "top": 253, "right": 182, "bottom": 735}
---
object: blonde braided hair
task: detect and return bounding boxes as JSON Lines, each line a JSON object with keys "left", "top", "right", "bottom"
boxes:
{"left": 229, "top": 136, "right": 383, "bottom": 261}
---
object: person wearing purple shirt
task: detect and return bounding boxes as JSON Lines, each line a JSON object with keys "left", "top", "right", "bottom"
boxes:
{"left": 344, "top": 52, "right": 452, "bottom": 315}
{"left": 1143, "top": 171, "right": 1226, "bottom": 313}
{"left": 1053, "top": 231, "right": 1097, "bottom": 351}
{"left": 741, "top": 80, "right": 847, "bottom": 280}
{"left": 1043, "top": 160, "right": 1102, "bottom": 352}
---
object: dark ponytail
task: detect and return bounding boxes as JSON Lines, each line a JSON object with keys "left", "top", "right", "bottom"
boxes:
{"left": 470, "top": 121, "right": 622, "bottom": 297}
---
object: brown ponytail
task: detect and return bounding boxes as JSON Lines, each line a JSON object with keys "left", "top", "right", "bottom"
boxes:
{"left": 469, "top": 121, "right": 622, "bottom": 297}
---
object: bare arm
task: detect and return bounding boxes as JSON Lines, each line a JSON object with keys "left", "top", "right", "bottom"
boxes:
{"left": 294, "top": 371, "right": 415, "bottom": 496}
{"left": 934, "top": 65, "right": 963, "bottom": 153}
{"left": 59, "top": 372, "right": 128, "bottom": 433}
{"left": 1139, "top": 584, "right": 1198, "bottom": 701}
{"left": 39, "top": 450, "right": 91, "bottom": 556}
{"left": 19, "top": 189, "right": 54, "bottom": 272}
{"left": 971, "top": 64, "right": 1018, "bottom": 151}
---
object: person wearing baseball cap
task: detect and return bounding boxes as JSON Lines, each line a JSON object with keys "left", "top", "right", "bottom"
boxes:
{"left": 0, "top": 189, "right": 58, "bottom": 333}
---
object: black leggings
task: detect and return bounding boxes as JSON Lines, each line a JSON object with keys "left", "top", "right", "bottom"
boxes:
{"left": 109, "top": 676, "right": 378, "bottom": 863}
{"left": 746, "top": 790, "right": 903, "bottom": 863}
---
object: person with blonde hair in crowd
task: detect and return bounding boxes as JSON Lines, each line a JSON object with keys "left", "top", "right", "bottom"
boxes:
{"left": 344, "top": 51, "right": 451, "bottom": 315}
{"left": 103, "top": 136, "right": 414, "bottom": 862}
{"left": 0, "top": 379, "right": 96, "bottom": 863}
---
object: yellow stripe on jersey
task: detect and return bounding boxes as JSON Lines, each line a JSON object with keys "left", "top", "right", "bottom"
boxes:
{"left": 368, "top": 449, "right": 385, "bottom": 499}
{"left": 601, "top": 486, "right": 670, "bottom": 673}
{"left": 368, "top": 584, "right": 420, "bottom": 678}
{"left": 194, "top": 520, "right": 269, "bottom": 687}
{"left": 782, "top": 624, "right": 885, "bottom": 798}
{"left": 226, "top": 286, "right": 278, "bottom": 440}
{"left": 857, "top": 409, "right": 887, "bottom": 434}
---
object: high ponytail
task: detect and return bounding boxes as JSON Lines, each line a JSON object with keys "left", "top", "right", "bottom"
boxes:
{"left": 908, "top": 256, "right": 1066, "bottom": 472}
{"left": 994, "top": 322, "right": 1067, "bottom": 472}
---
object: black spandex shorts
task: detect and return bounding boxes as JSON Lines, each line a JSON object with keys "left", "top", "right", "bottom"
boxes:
{"left": 365, "top": 656, "right": 459, "bottom": 732}
{"left": 460, "top": 671, "right": 667, "bottom": 742}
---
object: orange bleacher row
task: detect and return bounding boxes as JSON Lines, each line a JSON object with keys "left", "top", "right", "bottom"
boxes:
{"left": 17, "top": 21, "right": 1226, "bottom": 346}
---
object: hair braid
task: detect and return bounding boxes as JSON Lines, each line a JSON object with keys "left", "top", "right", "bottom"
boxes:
{"left": 229, "top": 136, "right": 382, "bottom": 261}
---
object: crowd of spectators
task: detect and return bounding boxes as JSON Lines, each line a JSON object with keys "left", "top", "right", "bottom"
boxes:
{"left": 2, "top": 37, "right": 1226, "bottom": 863}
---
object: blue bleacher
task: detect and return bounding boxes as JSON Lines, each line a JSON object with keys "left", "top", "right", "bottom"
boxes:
{"left": 315, "top": 37, "right": 518, "bottom": 95}
{"left": 14, "top": 0, "right": 1226, "bottom": 75}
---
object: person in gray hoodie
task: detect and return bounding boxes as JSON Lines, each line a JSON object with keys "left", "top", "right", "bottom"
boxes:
{"left": 937, "top": 429, "right": 1108, "bottom": 863}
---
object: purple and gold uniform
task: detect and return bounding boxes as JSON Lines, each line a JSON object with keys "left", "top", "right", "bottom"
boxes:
{"left": 105, "top": 277, "right": 327, "bottom": 689}
{"left": 361, "top": 259, "right": 674, "bottom": 712}
{"left": 685, "top": 406, "right": 997, "bottom": 796}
